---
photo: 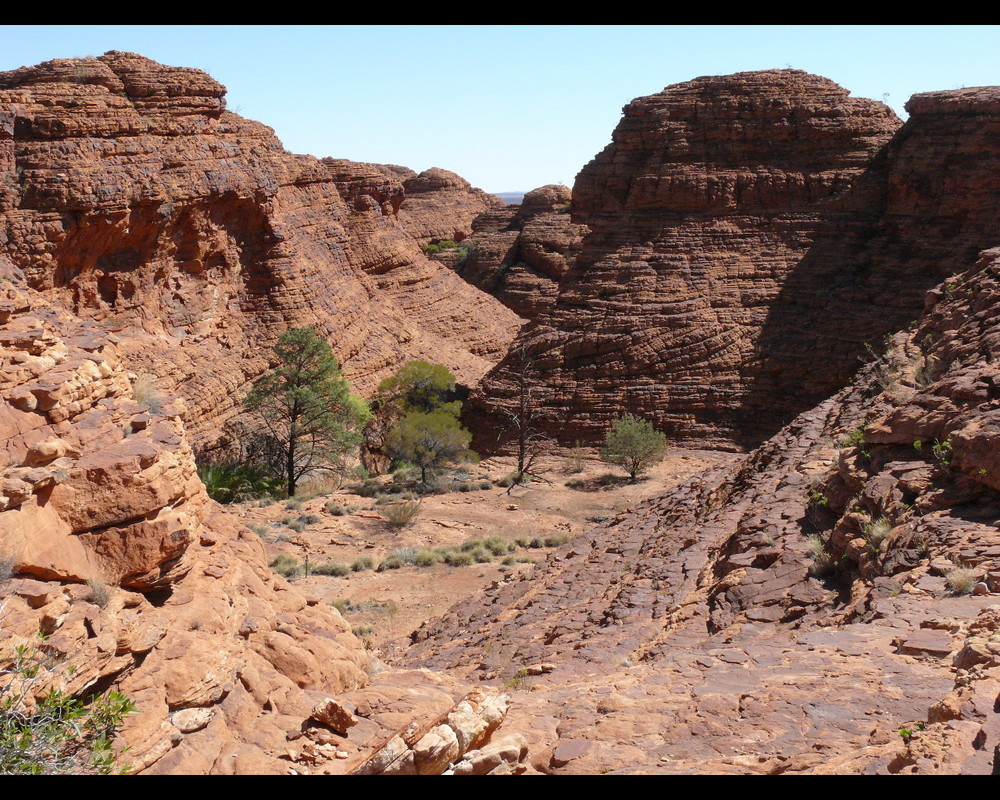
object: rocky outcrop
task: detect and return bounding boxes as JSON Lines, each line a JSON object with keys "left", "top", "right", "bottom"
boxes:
{"left": 469, "top": 72, "right": 1000, "bottom": 454}
{"left": 0, "top": 275, "right": 519, "bottom": 774}
{"left": 437, "top": 184, "right": 588, "bottom": 321}
{"left": 402, "top": 247, "right": 1000, "bottom": 773}
{"left": 387, "top": 166, "right": 505, "bottom": 247}
{"left": 0, "top": 52, "right": 523, "bottom": 451}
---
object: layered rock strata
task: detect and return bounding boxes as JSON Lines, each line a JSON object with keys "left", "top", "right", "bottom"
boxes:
{"left": 403, "top": 248, "right": 1000, "bottom": 774}
{"left": 434, "top": 184, "right": 588, "bottom": 320}
{"left": 0, "top": 273, "right": 518, "bottom": 774}
{"left": 384, "top": 165, "right": 506, "bottom": 247}
{"left": 0, "top": 52, "right": 522, "bottom": 451}
{"left": 469, "top": 73, "right": 1000, "bottom": 453}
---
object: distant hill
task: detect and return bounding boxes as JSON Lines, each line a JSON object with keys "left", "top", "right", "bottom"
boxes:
{"left": 493, "top": 192, "right": 525, "bottom": 205}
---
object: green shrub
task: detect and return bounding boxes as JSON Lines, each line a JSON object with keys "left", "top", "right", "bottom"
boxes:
{"left": 600, "top": 415, "right": 667, "bottom": 479}
{"left": 197, "top": 460, "right": 281, "bottom": 504}
{"left": 413, "top": 549, "right": 442, "bottom": 567}
{"left": 443, "top": 551, "right": 473, "bottom": 567}
{"left": 483, "top": 536, "right": 515, "bottom": 556}
{"left": 351, "top": 557, "right": 375, "bottom": 572}
{"left": 0, "top": 641, "right": 135, "bottom": 774}
{"left": 376, "top": 555, "right": 405, "bottom": 572}
{"left": 932, "top": 439, "right": 954, "bottom": 469}
{"left": 325, "top": 502, "right": 345, "bottom": 516}
{"left": 312, "top": 561, "right": 350, "bottom": 577}
{"left": 354, "top": 479, "right": 382, "bottom": 498}
{"left": 543, "top": 534, "right": 571, "bottom": 548}
{"left": 269, "top": 554, "right": 301, "bottom": 578}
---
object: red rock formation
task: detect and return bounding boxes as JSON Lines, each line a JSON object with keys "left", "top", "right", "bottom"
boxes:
{"left": 0, "top": 52, "right": 523, "bottom": 452}
{"left": 434, "top": 184, "right": 587, "bottom": 320}
{"left": 388, "top": 166, "right": 505, "bottom": 247}
{"left": 403, "top": 246, "right": 1000, "bottom": 774}
{"left": 0, "top": 274, "right": 522, "bottom": 774}
{"left": 471, "top": 70, "right": 1000, "bottom": 454}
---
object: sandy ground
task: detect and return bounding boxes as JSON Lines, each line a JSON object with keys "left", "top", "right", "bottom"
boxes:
{"left": 226, "top": 448, "right": 735, "bottom": 657}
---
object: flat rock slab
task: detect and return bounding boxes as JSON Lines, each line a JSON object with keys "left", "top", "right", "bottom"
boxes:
{"left": 895, "top": 630, "right": 954, "bottom": 657}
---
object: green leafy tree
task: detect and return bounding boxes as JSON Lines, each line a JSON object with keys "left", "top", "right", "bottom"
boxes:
{"left": 244, "top": 327, "right": 370, "bottom": 497}
{"left": 386, "top": 410, "right": 472, "bottom": 484}
{"left": 600, "top": 414, "right": 667, "bottom": 479}
{"left": 377, "top": 360, "right": 461, "bottom": 417}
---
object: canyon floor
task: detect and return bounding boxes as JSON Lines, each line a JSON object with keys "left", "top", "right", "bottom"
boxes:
{"left": 233, "top": 449, "right": 733, "bottom": 656}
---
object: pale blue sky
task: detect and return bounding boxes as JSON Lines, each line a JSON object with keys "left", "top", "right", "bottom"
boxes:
{"left": 1, "top": 25, "right": 997, "bottom": 192}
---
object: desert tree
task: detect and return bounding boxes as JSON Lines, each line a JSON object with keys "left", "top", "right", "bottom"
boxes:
{"left": 386, "top": 410, "right": 472, "bottom": 484}
{"left": 244, "top": 327, "right": 370, "bottom": 497}
{"left": 376, "top": 360, "right": 461, "bottom": 418}
{"left": 600, "top": 414, "right": 668, "bottom": 479}
{"left": 496, "top": 344, "right": 554, "bottom": 485}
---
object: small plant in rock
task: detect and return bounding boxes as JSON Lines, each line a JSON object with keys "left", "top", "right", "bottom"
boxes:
{"left": 806, "top": 534, "right": 837, "bottom": 577}
{"left": 86, "top": 580, "right": 112, "bottom": 610}
{"left": 864, "top": 517, "right": 893, "bottom": 553}
{"left": 945, "top": 566, "right": 980, "bottom": 595}
{"left": 350, "top": 557, "right": 375, "bottom": 572}
{"left": 0, "top": 631, "right": 135, "bottom": 775}
{"left": 932, "top": 439, "right": 954, "bottom": 469}
{"left": 808, "top": 488, "right": 829, "bottom": 507}
{"left": 130, "top": 373, "right": 162, "bottom": 415}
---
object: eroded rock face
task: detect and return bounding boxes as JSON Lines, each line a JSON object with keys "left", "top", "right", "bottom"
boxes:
{"left": 469, "top": 72, "right": 1000, "bottom": 454}
{"left": 0, "top": 52, "right": 523, "bottom": 451}
{"left": 436, "top": 184, "right": 588, "bottom": 321}
{"left": 389, "top": 166, "right": 505, "bottom": 247}
{"left": 402, "top": 248, "right": 1000, "bottom": 774}
{"left": 0, "top": 277, "right": 522, "bottom": 774}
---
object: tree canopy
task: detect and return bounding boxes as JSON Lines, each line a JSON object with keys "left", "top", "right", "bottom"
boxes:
{"left": 244, "top": 327, "right": 369, "bottom": 497}
{"left": 386, "top": 410, "right": 472, "bottom": 483}
{"left": 599, "top": 414, "right": 667, "bottom": 479}
{"left": 376, "top": 360, "right": 461, "bottom": 418}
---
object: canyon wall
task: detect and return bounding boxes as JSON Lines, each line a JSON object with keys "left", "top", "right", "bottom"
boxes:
{"left": 468, "top": 72, "right": 1000, "bottom": 452}
{"left": 0, "top": 52, "right": 523, "bottom": 451}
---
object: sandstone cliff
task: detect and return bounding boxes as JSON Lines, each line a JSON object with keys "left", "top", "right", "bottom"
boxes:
{"left": 468, "top": 72, "right": 1000, "bottom": 454}
{"left": 385, "top": 165, "right": 506, "bottom": 247}
{"left": 0, "top": 52, "right": 523, "bottom": 452}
